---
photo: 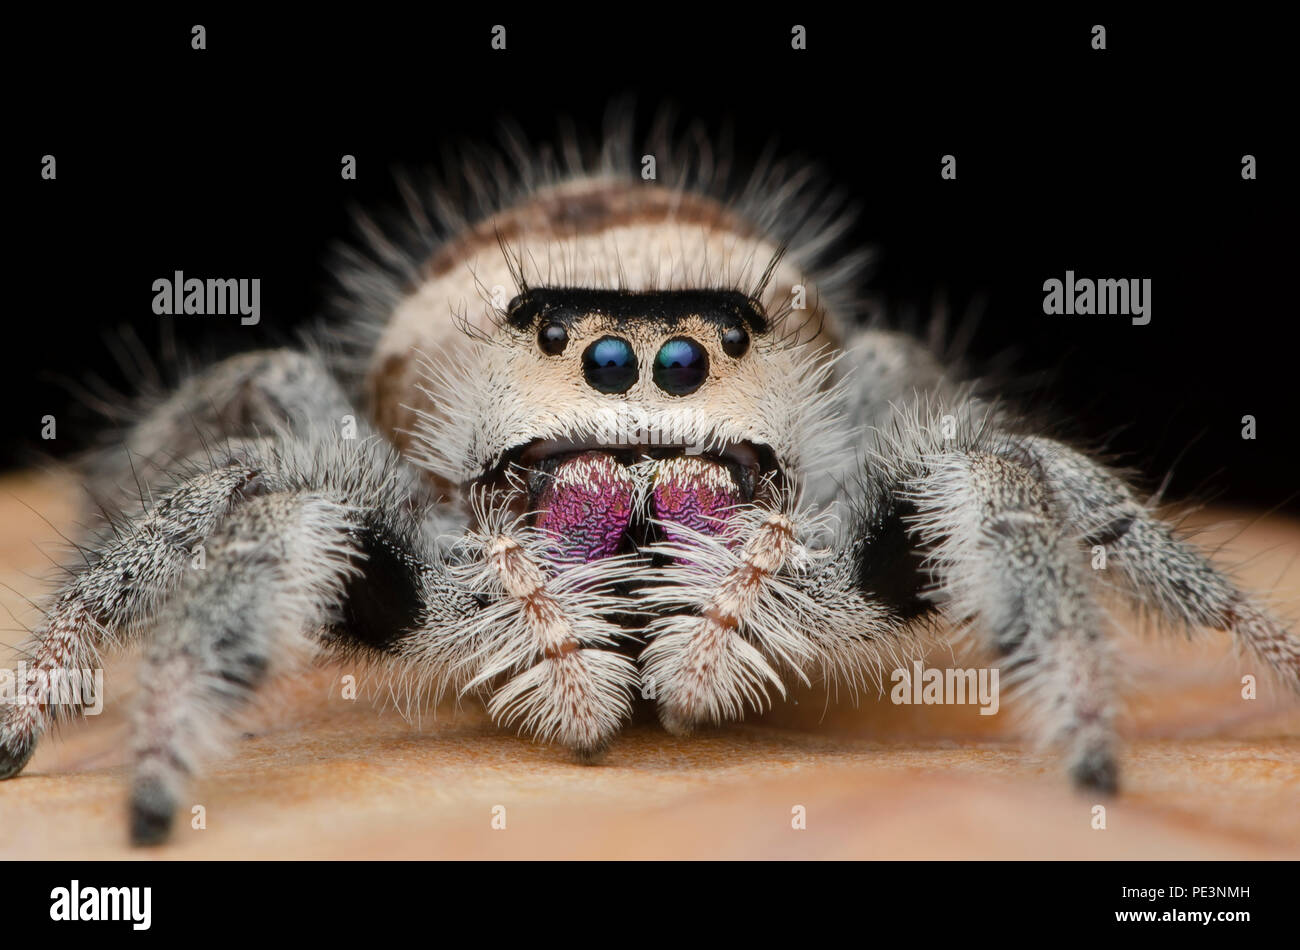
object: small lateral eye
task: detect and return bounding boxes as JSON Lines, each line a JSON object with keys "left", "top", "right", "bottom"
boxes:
{"left": 721, "top": 325, "right": 750, "bottom": 358}
{"left": 538, "top": 321, "right": 568, "bottom": 355}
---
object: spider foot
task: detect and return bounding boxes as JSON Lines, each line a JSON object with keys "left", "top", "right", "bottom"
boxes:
{"left": 129, "top": 775, "right": 177, "bottom": 847}
{"left": 0, "top": 737, "right": 36, "bottom": 780}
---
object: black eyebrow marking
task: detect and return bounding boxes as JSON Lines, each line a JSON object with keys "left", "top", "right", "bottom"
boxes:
{"left": 506, "top": 288, "right": 768, "bottom": 334}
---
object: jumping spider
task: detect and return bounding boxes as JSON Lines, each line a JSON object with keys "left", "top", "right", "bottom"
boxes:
{"left": 3, "top": 129, "right": 1296, "bottom": 847}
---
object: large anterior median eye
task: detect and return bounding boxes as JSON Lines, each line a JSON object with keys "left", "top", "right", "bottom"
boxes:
{"left": 582, "top": 336, "right": 638, "bottom": 393}
{"left": 653, "top": 337, "right": 709, "bottom": 395}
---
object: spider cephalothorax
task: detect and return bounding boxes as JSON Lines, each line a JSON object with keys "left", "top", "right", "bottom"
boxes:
{"left": 2, "top": 128, "right": 1296, "bottom": 847}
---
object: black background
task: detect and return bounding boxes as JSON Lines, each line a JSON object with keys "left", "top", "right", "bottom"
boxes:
{"left": 10, "top": 858, "right": 1284, "bottom": 936}
{"left": 10, "top": 11, "right": 1296, "bottom": 511}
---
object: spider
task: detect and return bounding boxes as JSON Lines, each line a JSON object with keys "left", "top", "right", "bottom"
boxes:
{"left": 2, "top": 127, "right": 1296, "bottom": 847}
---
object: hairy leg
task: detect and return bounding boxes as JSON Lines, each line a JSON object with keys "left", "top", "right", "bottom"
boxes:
{"left": 801, "top": 330, "right": 1299, "bottom": 789}
{"left": 906, "top": 445, "right": 1118, "bottom": 790}
{"left": 0, "top": 460, "right": 262, "bottom": 777}
{"left": 4, "top": 347, "right": 375, "bottom": 777}
{"left": 11, "top": 420, "right": 639, "bottom": 844}
{"left": 1020, "top": 437, "right": 1300, "bottom": 688}
{"left": 129, "top": 491, "right": 359, "bottom": 844}
{"left": 86, "top": 348, "right": 359, "bottom": 516}
{"left": 5, "top": 348, "right": 404, "bottom": 782}
{"left": 831, "top": 333, "right": 1298, "bottom": 788}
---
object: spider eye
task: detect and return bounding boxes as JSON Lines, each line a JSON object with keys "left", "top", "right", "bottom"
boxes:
{"left": 538, "top": 321, "right": 568, "bottom": 355}
{"left": 720, "top": 325, "right": 750, "bottom": 358}
{"left": 653, "top": 337, "right": 709, "bottom": 396}
{"left": 582, "top": 336, "right": 638, "bottom": 393}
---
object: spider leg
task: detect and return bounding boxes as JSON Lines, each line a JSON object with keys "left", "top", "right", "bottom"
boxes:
{"left": 87, "top": 348, "right": 358, "bottom": 516}
{"left": 124, "top": 457, "right": 642, "bottom": 848}
{"left": 825, "top": 332, "right": 1159, "bottom": 789}
{"left": 1020, "top": 436, "right": 1300, "bottom": 688}
{"left": 638, "top": 421, "right": 1123, "bottom": 793}
{"left": 7, "top": 346, "right": 640, "bottom": 838}
{"left": 905, "top": 444, "right": 1120, "bottom": 791}
{"left": 129, "top": 490, "right": 361, "bottom": 845}
{"left": 835, "top": 398, "right": 1296, "bottom": 791}
{"left": 0, "top": 460, "right": 264, "bottom": 779}
{"left": 3, "top": 348, "right": 371, "bottom": 779}
{"left": 127, "top": 475, "right": 643, "bottom": 844}
{"left": 837, "top": 329, "right": 1297, "bottom": 691}
{"left": 118, "top": 444, "right": 472, "bottom": 845}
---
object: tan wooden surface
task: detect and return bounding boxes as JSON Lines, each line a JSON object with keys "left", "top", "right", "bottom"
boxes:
{"left": 1, "top": 469, "right": 1297, "bottom": 859}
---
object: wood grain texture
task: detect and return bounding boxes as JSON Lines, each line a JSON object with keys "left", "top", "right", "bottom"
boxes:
{"left": 1, "top": 470, "right": 1297, "bottom": 859}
